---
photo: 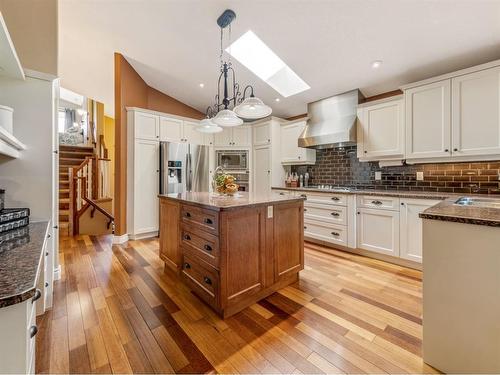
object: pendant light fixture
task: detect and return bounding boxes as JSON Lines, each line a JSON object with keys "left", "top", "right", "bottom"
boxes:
{"left": 197, "top": 9, "right": 271, "bottom": 132}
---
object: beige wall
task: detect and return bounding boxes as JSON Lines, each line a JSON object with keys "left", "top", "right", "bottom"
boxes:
{"left": 0, "top": 0, "right": 58, "bottom": 75}
{"left": 104, "top": 116, "right": 115, "bottom": 211}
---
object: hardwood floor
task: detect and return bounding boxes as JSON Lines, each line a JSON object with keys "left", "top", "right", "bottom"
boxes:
{"left": 37, "top": 235, "right": 436, "bottom": 374}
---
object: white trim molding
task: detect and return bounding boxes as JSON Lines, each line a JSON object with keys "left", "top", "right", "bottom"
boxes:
{"left": 112, "top": 233, "right": 129, "bottom": 244}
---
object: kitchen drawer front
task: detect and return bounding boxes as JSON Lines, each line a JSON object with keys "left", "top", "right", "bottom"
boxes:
{"left": 357, "top": 195, "right": 400, "bottom": 210}
{"left": 273, "top": 189, "right": 292, "bottom": 196}
{"left": 181, "top": 255, "right": 219, "bottom": 308}
{"left": 180, "top": 224, "right": 220, "bottom": 268}
{"left": 304, "top": 203, "right": 347, "bottom": 225}
{"left": 304, "top": 219, "right": 348, "bottom": 247}
{"left": 298, "top": 191, "right": 347, "bottom": 206}
{"left": 181, "top": 204, "right": 219, "bottom": 235}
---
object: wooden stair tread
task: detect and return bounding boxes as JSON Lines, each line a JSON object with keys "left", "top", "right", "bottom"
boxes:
{"left": 59, "top": 198, "right": 69, "bottom": 203}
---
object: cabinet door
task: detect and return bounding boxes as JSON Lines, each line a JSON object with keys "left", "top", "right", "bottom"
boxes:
{"left": 357, "top": 208, "right": 399, "bottom": 257}
{"left": 183, "top": 121, "right": 205, "bottom": 145}
{"left": 405, "top": 80, "right": 451, "bottom": 159}
{"left": 253, "top": 146, "right": 271, "bottom": 195}
{"left": 274, "top": 202, "right": 304, "bottom": 281}
{"left": 232, "top": 127, "right": 251, "bottom": 147}
{"left": 452, "top": 66, "right": 500, "bottom": 156}
{"left": 213, "top": 127, "right": 232, "bottom": 146}
{"left": 253, "top": 123, "right": 271, "bottom": 146}
{"left": 400, "top": 199, "right": 440, "bottom": 263}
{"left": 159, "top": 199, "right": 181, "bottom": 271}
{"left": 134, "top": 111, "right": 159, "bottom": 140}
{"left": 159, "top": 116, "right": 183, "bottom": 142}
{"left": 360, "top": 99, "right": 404, "bottom": 158}
{"left": 134, "top": 139, "right": 159, "bottom": 234}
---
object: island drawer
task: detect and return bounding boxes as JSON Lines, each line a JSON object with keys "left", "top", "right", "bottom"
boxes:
{"left": 180, "top": 225, "right": 220, "bottom": 268}
{"left": 297, "top": 191, "right": 348, "bottom": 206}
{"left": 357, "top": 195, "right": 400, "bottom": 211}
{"left": 181, "top": 254, "right": 219, "bottom": 308}
{"left": 304, "top": 203, "right": 347, "bottom": 225}
{"left": 181, "top": 204, "right": 219, "bottom": 235}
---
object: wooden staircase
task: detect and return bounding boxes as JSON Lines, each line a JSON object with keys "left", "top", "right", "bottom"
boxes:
{"left": 59, "top": 145, "right": 94, "bottom": 236}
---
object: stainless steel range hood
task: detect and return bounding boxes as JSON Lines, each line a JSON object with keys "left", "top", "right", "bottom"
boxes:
{"left": 298, "top": 89, "right": 364, "bottom": 149}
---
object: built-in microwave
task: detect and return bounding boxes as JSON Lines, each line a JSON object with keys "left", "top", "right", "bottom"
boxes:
{"left": 216, "top": 150, "right": 248, "bottom": 170}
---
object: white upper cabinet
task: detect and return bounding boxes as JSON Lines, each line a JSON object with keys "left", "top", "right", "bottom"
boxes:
{"left": 159, "top": 116, "right": 182, "bottom": 142}
{"left": 135, "top": 111, "right": 159, "bottom": 140}
{"left": 253, "top": 123, "right": 271, "bottom": 146}
{"left": 357, "top": 98, "right": 404, "bottom": 160}
{"left": 214, "top": 126, "right": 251, "bottom": 147}
{"left": 451, "top": 66, "right": 500, "bottom": 156}
{"left": 405, "top": 79, "right": 451, "bottom": 159}
{"left": 280, "top": 120, "right": 316, "bottom": 164}
{"left": 183, "top": 120, "right": 204, "bottom": 144}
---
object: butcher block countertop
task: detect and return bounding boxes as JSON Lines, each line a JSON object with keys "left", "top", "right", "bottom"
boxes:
{"left": 159, "top": 191, "right": 305, "bottom": 211}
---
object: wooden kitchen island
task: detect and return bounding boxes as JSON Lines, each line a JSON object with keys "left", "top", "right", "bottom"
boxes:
{"left": 158, "top": 192, "right": 305, "bottom": 318}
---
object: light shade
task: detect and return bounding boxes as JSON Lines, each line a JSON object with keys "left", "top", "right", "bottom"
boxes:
{"left": 196, "top": 118, "right": 223, "bottom": 133}
{"left": 212, "top": 109, "right": 243, "bottom": 127}
{"left": 233, "top": 96, "right": 272, "bottom": 120}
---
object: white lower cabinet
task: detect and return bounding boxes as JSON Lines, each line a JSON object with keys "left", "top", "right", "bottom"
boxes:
{"left": 253, "top": 145, "right": 271, "bottom": 195}
{"left": 400, "top": 198, "right": 441, "bottom": 262}
{"left": 304, "top": 219, "right": 348, "bottom": 247}
{"left": 357, "top": 207, "right": 400, "bottom": 257}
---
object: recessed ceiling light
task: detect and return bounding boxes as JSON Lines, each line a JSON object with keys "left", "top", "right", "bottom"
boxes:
{"left": 275, "top": 98, "right": 280, "bottom": 102}
{"left": 371, "top": 60, "right": 383, "bottom": 69}
{"left": 199, "top": 83, "right": 205, "bottom": 88}
{"left": 226, "top": 30, "right": 310, "bottom": 97}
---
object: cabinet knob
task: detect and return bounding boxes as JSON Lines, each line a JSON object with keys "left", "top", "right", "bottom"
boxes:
{"left": 304, "top": 226, "right": 307, "bottom": 229}
{"left": 444, "top": 149, "right": 449, "bottom": 152}
{"left": 45, "top": 282, "right": 49, "bottom": 288}
{"left": 204, "top": 244, "right": 212, "bottom": 252}
{"left": 47, "top": 234, "right": 51, "bottom": 238}
{"left": 304, "top": 208, "right": 308, "bottom": 212}
{"left": 298, "top": 156, "right": 301, "bottom": 159}
{"left": 203, "top": 276, "right": 212, "bottom": 285}
{"left": 453, "top": 148, "right": 458, "bottom": 152}
{"left": 31, "top": 289, "right": 42, "bottom": 303}
{"left": 45, "top": 251, "right": 49, "bottom": 256}
{"left": 184, "top": 263, "right": 191, "bottom": 269}
{"left": 29, "top": 325, "right": 38, "bottom": 339}
{"left": 204, "top": 218, "right": 213, "bottom": 225}
{"left": 267, "top": 139, "right": 270, "bottom": 142}
{"left": 185, "top": 212, "right": 191, "bottom": 218}
{"left": 364, "top": 150, "right": 367, "bottom": 154}
{"left": 183, "top": 234, "right": 191, "bottom": 241}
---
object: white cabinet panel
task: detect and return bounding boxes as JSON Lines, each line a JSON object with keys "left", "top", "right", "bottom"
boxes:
{"left": 253, "top": 145, "right": 271, "bottom": 195}
{"left": 280, "top": 121, "right": 316, "bottom": 164}
{"left": 304, "top": 219, "right": 348, "bottom": 247}
{"left": 400, "top": 198, "right": 440, "bottom": 263}
{"left": 358, "top": 99, "right": 404, "bottom": 159}
{"left": 133, "top": 139, "right": 159, "bottom": 234}
{"left": 357, "top": 208, "right": 400, "bottom": 257}
{"left": 183, "top": 121, "right": 204, "bottom": 145}
{"left": 214, "top": 128, "right": 232, "bottom": 146}
{"left": 304, "top": 203, "right": 347, "bottom": 225}
{"left": 357, "top": 195, "right": 400, "bottom": 210}
{"left": 452, "top": 66, "right": 500, "bottom": 156}
{"left": 159, "top": 116, "right": 182, "bottom": 142}
{"left": 253, "top": 123, "right": 271, "bottom": 146}
{"left": 232, "top": 127, "right": 251, "bottom": 147}
{"left": 405, "top": 80, "right": 451, "bottom": 159}
{"left": 134, "top": 112, "right": 159, "bottom": 140}
{"left": 300, "top": 191, "right": 348, "bottom": 206}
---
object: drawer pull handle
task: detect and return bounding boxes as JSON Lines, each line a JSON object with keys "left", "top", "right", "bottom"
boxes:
{"left": 304, "top": 208, "right": 308, "bottom": 212}
{"left": 184, "top": 262, "right": 191, "bottom": 269}
{"left": 32, "top": 289, "right": 42, "bottom": 303}
{"left": 203, "top": 276, "right": 212, "bottom": 285}
{"left": 45, "top": 282, "right": 49, "bottom": 288}
{"left": 331, "top": 212, "right": 339, "bottom": 217}
{"left": 185, "top": 212, "right": 192, "bottom": 218}
{"left": 29, "top": 325, "right": 38, "bottom": 339}
{"left": 45, "top": 251, "right": 49, "bottom": 256}
{"left": 204, "top": 244, "right": 212, "bottom": 252}
{"left": 204, "top": 218, "right": 213, "bottom": 225}
{"left": 331, "top": 197, "right": 340, "bottom": 201}
{"left": 279, "top": 192, "right": 285, "bottom": 195}
{"left": 331, "top": 232, "right": 340, "bottom": 236}
{"left": 183, "top": 234, "right": 191, "bottom": 241}
{"left": 300, "top": 194, "right": 307, "bottom": 198}
{"left": 371, "top": 200, "right": 383, "bottom": 205}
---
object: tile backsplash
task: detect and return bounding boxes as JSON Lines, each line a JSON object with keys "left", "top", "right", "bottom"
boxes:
{"left": 290, "top": 146, "right": 500, "bottom": 194}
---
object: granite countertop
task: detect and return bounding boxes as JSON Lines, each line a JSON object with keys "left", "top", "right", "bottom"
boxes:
{"left": 420, "top": 199, "right": 500, "bottom": 227}
{"left": 0, "top": 221, "right": 49, "bottom": 308}
{"left": 159, "top": 191, "right": 305, "bottom": 211}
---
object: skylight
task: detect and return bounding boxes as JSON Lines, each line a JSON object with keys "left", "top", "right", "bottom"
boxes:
{"left": 226, "top": 30, "right": 310, "bottom": 97}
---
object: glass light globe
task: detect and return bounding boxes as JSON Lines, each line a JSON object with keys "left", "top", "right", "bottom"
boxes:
{"left": 212, "top": 109, "right": 243, "bottom": 127}
{"left": 196, "top": 118, "right": 223, "bottom": 133}
{"left": 234, "top": 96, "right": 272, "bottom": 120}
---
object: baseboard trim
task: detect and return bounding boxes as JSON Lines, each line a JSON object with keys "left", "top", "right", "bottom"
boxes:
{"left": 53, "top": 265, "right": 61, "bottom": 281}
{"left": 128, "top": 231, "right": 159, "bottom": 241}
{"left": 112, "top": 233, "right": 129, "bottom": 244}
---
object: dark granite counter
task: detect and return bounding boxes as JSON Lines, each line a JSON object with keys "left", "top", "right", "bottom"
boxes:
{"left": 0, "top": 221, "right": 49, "bottom": 308}
{"left": 159, "top": 191, "right": 305, "bottom": 211}
{"left": 420, "top": 199, "right": 500, "bottom": 227}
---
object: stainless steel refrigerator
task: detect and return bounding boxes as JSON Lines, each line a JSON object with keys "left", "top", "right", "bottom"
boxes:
{"left": 159, "top": 141, "right": 210, "bottom": 194}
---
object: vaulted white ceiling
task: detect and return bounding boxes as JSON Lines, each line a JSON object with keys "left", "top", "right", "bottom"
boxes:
{"left": 59, "top": 0, "right": 500, "bottom": 118}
